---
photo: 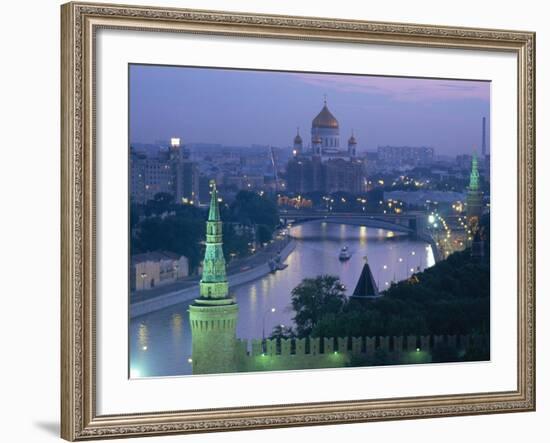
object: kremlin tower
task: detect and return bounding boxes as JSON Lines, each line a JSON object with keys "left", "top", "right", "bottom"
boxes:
{"left": 189, "top": 181, "right": 239, "bottom": 374}
{"left": 466, "top": 152, "right": 483, "bottom": 229}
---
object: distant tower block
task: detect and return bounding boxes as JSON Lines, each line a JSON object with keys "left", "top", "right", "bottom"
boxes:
{"left": 466, "top": 152, "right": 483, "bottom": 228}
{"left": 293, "top": 127, "right": 303, "bottom": 157}
{"left": 189, "top": 181, "right": 239, "bottom": 374}
{"left": 482, "top": 117, "right": 487, "bottom": 157}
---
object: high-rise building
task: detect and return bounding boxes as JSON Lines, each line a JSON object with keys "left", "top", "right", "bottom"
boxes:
{"left": 324, "top": 158, "right": 364, "bottom": 194}
{"left": 130, "top": 138, "right": 201, "bottom": 205}
{"left": 286, "top": 156, "right": 324, "bottom": 194}
{"left": 189, "top": 181, "right": 239, "bottom": 374}
{"left": 170, "top": 138, "right": 200, "bottom": 205}
{"left": 348, "top": 132, "right": 357, "bottom": 158}
{"left": 377, "top": 145, "right": 434, "bottom": 168}
{"left": 130, "top": 147, "right": 173, "bottom": 204}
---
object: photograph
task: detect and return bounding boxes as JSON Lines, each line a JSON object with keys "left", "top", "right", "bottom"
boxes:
{"left": 128, "top": 65, "right": 491, "bottom": 377}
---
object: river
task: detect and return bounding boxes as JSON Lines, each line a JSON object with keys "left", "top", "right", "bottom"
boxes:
{"left": 130, "top": 222, "right": 435, "bottom": 377}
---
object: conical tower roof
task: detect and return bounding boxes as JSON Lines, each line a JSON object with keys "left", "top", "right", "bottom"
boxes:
{"left": 352, "top": 256, "right": 380, "bottom": 298}
{"left": 208, "top": 180, "right": 220, "bottom": 221}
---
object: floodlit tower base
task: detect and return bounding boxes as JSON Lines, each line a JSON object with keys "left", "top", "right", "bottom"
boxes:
{"left": 189, "top": 300, "right": 238, "bottom": 374}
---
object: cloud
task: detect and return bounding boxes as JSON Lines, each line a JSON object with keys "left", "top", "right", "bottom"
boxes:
{"left": 288, "top": 72, "right": 490, "bottom": 103}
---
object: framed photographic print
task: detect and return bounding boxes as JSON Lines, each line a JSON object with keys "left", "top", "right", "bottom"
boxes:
{"left": 61, "top": 1, "right": 536, "bottom": 440}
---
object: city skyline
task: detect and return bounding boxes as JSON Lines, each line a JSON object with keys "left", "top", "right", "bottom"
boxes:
{"left": 129, "top": 64, "right": 491, "bottom": 377}
{"left": 130, "top": 64, "right": 491, "bottom": 156}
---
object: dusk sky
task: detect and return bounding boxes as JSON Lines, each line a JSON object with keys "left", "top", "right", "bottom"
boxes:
{"left": 129, "top": 64, "right": 490, "bottom": 156}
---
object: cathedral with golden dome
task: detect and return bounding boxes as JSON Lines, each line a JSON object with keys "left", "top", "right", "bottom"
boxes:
{"left": 293, "top": 99, "right": 358, "bottom": 159}
{"left": 287, "top": 99, "right": 365, "bottom": 194}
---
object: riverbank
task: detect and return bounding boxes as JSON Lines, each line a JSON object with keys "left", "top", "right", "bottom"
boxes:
{"left": 417, "top": 232, "right": 442, "bottom": 263}
{"left": 130, "top": 238, "right": 296, "bottom": 318}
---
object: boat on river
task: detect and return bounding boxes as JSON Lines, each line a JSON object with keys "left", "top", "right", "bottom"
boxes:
{"left": 339, "top": 246, "right": 352, "bottom": 261}
{"left": 269, "top": 254, "right": 288, "bottom": 273}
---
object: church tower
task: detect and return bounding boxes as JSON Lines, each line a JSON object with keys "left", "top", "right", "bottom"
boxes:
{"left": 466, "top": 152, "right": 483, "bottom": 229}
{"left": 348, "top": 131, "right": 357, "bottom": 158}
{"left": 293, "top": 128, "right": 303, "bottom": 157}
{"left": 189, "top": 181, "right": 239, "bottom": 374}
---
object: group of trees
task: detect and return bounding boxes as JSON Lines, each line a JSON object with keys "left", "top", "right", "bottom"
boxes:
{"left": 130, "top": 190, "right": 280, "bottom": 273}
{"left": 226, "top": 191, "right": 279, "bottom": 245}
{"left": 277, "top": 216, "right": 490, "bottom": 363}
{"left": 286, "top": 247, "right": 489, "bottom": 340}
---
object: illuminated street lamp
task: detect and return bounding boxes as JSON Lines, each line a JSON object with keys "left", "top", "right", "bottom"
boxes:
{"left": 262, "top": 307, "right": 277, "bottom": 343}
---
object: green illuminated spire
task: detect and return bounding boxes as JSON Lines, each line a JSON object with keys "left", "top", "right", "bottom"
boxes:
{"left": 469, "top": 151, "right": 480, "bottom": 191}
{"left": 208, "top": 180, "right": 220, "bottom": 222}
{"left": 199, "top": 180, "right": 229, "bottom": 299}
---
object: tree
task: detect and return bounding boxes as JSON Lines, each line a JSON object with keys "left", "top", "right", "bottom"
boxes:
{"left": 144, "top": 192, "right": 175, "bottom": 216}
{"left": 223, "top": 224, "right": 253, "bottom": 260}
{"left": 229, "top": 191, "right": 279, "bottom": 231}
{"left": 431, "top": 343, "right": 460, "bottom": 363}
{"left": 269, "top": 325, "right": 296, "bottom": 340}
{"left": 291, "top": 275, "right": 347, "bottom": 337}
{"left": 132, "top": 210, "right": 205, "bottom": 271}
{"left": 256, "top": 224, "right": 272, "bottom": 245}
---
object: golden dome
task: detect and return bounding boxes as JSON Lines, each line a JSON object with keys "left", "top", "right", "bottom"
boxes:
{"left": 312, "top": 102, "right": 339, "bottom": 129}
{"left": 348, "top": 133, "right": 357, "bottom": 145}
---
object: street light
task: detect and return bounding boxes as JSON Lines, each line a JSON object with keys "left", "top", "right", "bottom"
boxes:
{"left": 262, "top": 307, "right": 276, "bottom": 343}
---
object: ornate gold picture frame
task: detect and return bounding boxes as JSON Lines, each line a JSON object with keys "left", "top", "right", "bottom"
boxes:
{"left": 61, "top": 1, "right": 535, "bottom": 440}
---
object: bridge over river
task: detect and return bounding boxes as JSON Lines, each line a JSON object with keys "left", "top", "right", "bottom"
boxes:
{"left": 280, "top": 210, "right": 429, "bottom": 237}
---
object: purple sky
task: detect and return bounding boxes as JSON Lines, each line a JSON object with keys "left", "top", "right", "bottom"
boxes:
{"left": 129, "top": 64, "right": 490, "bottom": 156}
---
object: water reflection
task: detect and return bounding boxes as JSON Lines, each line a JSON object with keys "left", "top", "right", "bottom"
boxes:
{"left": 130, "top": 223, "right": 434, "bottom": 377}
{"left": 138, "top": 322, "right": 149, "bottom": 351}
{"left": 171, "top": 313, "right": 183, "bottom": 345}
